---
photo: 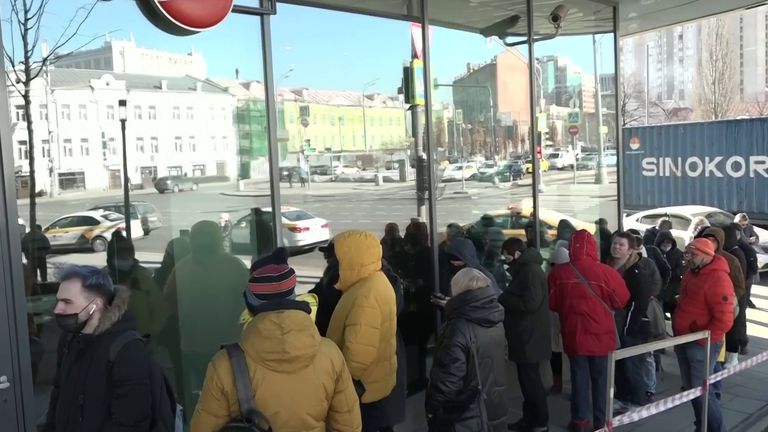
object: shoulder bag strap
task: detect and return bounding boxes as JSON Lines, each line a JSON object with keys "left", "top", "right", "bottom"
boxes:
{"left": 568, "top": 263, "right": 613, "bottom": 314}
{"left": 469, "top": 330, "right": 490, "bottom": 432}
{"left": 224, "top": 343, "right": 271, "bottom": 430}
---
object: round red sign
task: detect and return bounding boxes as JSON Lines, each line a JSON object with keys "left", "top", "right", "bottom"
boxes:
{"left": 568, "top": 125, "right": 580, "bottom": 136}
{"left": 136, "top": 0, "right": 235, "bottom": 36}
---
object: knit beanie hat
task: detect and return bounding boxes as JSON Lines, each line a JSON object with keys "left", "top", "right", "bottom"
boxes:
{"left": 687, "top": 238, "right": 716, "bottom": 258}
{"left": 551, "top": 246, "right": 570, "bottom": 265}
{"left": 245, "top": 247, "right": 297, "bottom": 310}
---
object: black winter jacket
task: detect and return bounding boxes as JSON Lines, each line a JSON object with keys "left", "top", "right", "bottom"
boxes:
{"left": 426, "top": 286, "right": 507, "bottom": 432}
{"left": 614, "top": 254, "right": 662, "bottom": 340}
{"left": 655, "top": 232, "right": 685, "bottom": 303}
{"left": 642, "top": 245, "right": 671, "bottom": 291}
{"left": 499, "top": 248, "right": 551, "bottom": 363}
{"left": 724, "top": 224, "right": 749, "bottom": 297}
{"left": 44, "top": 287, "right": 152, "bottom": 432}
{"left": 308, "top": 259, "right": 341, "bottom": 337}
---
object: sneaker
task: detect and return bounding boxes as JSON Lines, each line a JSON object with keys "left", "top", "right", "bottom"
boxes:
{"left": 748, "top": 299, "right": 757, "bottom": 309}
{"left": 725, "top": 353, "right": 739, "bottom": 368}
{"left": 613, "top": 399, "right": 633, "bottom": 415}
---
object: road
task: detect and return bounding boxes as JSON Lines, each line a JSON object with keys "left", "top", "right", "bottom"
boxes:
{"left": 18, "top": 168, "right": 618, "bottom": 277}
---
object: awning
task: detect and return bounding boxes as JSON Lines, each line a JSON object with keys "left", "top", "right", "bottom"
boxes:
{"left": 277, "top": 0, "right": 766, "bottom": 37}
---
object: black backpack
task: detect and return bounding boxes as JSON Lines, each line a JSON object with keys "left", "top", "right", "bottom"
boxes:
{"left": 109, "top": 331, "right": 184, "bottom": 432}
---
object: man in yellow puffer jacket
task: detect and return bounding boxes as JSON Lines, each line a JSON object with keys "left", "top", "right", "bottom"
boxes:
{"left": 191, "top": 248, "right": 362, "bottom": 432}
{"left": 327, "top": 231, "right": 398, "bottom": 431}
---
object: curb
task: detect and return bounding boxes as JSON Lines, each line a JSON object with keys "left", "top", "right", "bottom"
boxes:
{"left": 734, "top": 403, "right": 768, "bottom": 432}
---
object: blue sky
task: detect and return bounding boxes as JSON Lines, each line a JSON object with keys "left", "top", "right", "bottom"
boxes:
{"left": 2, "top": 0, "right": 615, "bottom": 101}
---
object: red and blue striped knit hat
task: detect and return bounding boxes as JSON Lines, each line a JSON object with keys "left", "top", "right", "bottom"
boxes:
{"left": 247, "top": 248, "right": 297, "bottom": 301}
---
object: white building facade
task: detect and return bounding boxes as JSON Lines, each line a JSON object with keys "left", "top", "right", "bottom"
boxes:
{"left": 8, "top": 68, "right": 237, "bottom": 194}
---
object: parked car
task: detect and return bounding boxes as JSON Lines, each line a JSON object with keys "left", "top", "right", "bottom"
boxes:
{"left": 310, "top": 164, "right": 332, "bottom": 175}
{"left": 524, "top": 158, "right": 550, "bottom": 174}
{"left": 441, "top": 163, "right": 479, "bottom": 182}
{"left": 576, "top": 155, "right": 599, "bottom": 171}
{"left": 229, "top": 206, "right": 331, "bottom": 253}
{"left": 478, "top": 161, "right": 525, "bottom": 183}
{"left": 154, "top": 175, "right": 198, "bottom": 193}
{"left": 547, "top": 151, "right": 575, "bottom": 170}
{"left": 458, "top": 206, "right": 593, "bottom": 244}
{"left": 623, "top": 205, "right": 768, "bottom": 272}
{"left": 89, "top": 201, "right": 163, "bottom": 236}
{"left": 478, "top": 161, "right": 498, "bottom": 175}
{"left": 43, "top": 210, "right": 144, "bottom": 253}
{"left": 604, "top": 150, "right": 618, "bottom": 167}
{"left": 333, "top": 165, "right": 361, "bottom": 175}
{"left": 384, "top": 160, "right": 401, "bottom": 170}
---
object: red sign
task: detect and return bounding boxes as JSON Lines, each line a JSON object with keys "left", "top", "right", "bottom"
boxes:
{"left": 136, "top": 0, "right": 234, "bottom": 36}
{"left": 536, "top": 146, "right": 542, "bottom": 160}
{"left": 568, "top": 125, "right": 580, "bottom": 136}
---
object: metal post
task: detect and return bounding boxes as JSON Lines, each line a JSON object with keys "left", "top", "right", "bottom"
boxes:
{"left": 260, "top": 13, "right": 283, "bottom": 247}
{"left": 120, "top": 118, "right": 131, "bottom": 240}
{"left": 487, "top": 86, "right": 497, "bottom": 162}
{"left": 605, "top": 350, "right": 617, "bottom": 430}
{"left": 362, "top": 93, "right": 368, "bottom": 153}
{"left": 614, "top": 5, "right": 625, "bottom": 229}
{"left": 594, "top": 34, "right": 608, "bottom": 185}
{"left": 413, "top": 106, "right": 425, "bottom": 219}
{"left": 702, "top": 334, "right": 711, "bottom": 432}
{"left": 645, "top": 44, "right": 650, "bottom": 125}
{"left": 527, "top": 0, "right": 542, "bottom": 248}
{"left": 572, "top": 134, "right": 577, "bottom": 184}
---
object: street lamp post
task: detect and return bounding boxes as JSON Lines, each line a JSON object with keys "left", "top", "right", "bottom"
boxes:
{"left": 362, "top": 78, "right": 379, "bottom": 153}
{"left": 118, "top": 99, "right": 131, "bottom": 239}
{"left": 593, "top": 34, "right": 608, "bottom": 185}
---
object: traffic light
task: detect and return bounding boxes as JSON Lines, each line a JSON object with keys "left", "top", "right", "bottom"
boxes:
{"left": 402, "top": 66, "right": 412, "bottom": 105}
{"left": 433, "top": 78, "right": 439, "bottom": 90}
{"left": 416, "top": 156, "right": 429, "bottom": 195}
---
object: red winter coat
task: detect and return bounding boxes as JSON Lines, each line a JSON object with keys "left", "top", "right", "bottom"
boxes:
{"left": 673, "top": 255, "right": 734, "bottom": 345}
{"left": 549, "top": 230, "right": 630, "bottom": 356}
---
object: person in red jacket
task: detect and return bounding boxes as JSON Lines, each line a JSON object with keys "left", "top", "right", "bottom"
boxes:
{"left": 549, "top": 230, "right": 630, "bottom": 432}
{"left": 673, "top": 238, "right": 734, "bottom": 432}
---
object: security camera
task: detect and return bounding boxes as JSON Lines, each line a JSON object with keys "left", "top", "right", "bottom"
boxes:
{"left": 480, "top": 14, "right": 522, "bottom": 39}
{"left": 548, "top": 4, "right": 570, "bottom": 27}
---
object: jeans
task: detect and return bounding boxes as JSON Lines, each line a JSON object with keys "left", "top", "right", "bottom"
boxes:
{"left": 616, "top": 335, "right": 654, "bottom": 405}
{"left": 675, "top": 341, "right": 726, "bottom": 432}
{"left": 568, "top": 355, "right": 608, "bottom": 427}
{"left": 516, "top": 362, "right": 549, "bottom": 427}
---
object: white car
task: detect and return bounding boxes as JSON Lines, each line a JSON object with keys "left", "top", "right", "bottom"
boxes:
{"left": 334, "top": 165, "right": 360, "bottom": 175}
{"left": 624, "top": 205, "right": 768, "bottom": 272}
{"left": 478, "top": 162, "right": 498, "bottom": 175}
{"left": 230, "top": 206, "right": 331, "bottom": 252}
{"left": 43, "top": 210, "right": 144, "bottom": 252}
{"left": 442, "top": 163, "right": 479, "bottom": 182}
{"left": 547, "top": 151, "right": 575, "bottom": 170}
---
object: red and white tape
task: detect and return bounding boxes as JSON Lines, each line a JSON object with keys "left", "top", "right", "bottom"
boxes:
{"left": 594, "top": 350, "right": 768, "bottom": 432}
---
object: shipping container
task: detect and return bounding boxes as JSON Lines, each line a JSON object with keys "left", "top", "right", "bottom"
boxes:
{"left": 622, "top": 118, "right": 768, "bottom": 221}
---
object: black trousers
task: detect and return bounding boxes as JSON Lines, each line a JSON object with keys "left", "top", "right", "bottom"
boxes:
{"left": 30, "top": 256, "right": 47, "bottom": 282}
{"left": 516, "top": 362, "right": 549, "bottom": 427}
{"left": 726, "top": 296, "right": 749, "bottom": 353}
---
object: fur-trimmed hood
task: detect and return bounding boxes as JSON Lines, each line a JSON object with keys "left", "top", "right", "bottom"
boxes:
{"left": 94, "top": 285, "right": 131, "bottom": 335}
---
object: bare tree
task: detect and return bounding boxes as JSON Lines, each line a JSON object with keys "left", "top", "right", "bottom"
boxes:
{"left": 749, "top": 96, "right": 768, "bottom": 117}
{"left": 547, "top": 121, "right": 560, "bottom": 145}
{"left": 4, "top": 0, "right": 100, "bottom": 253}
{"left": 619, "top": 73, "right": 644, "bottom": 127}
{"left": 697, "top": 18, "right": 736, "bottom": 120}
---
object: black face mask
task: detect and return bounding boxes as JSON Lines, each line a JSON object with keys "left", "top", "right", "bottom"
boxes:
{"left": 55, "top": 301, "right": 95, "bottom": 334}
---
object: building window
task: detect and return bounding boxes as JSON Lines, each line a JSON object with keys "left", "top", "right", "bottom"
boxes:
{"left": 209, "top": 107, "right": 215, "bottom": 120}
{"left": 106, "top": 105, "right": 115, "bottom": 120}
{"left": 174, "top": 137, "right": 183, "bottom": 152}
{"left": 168, "top": 166, "right": 182, "bottom": 175}
{"left": 136, "top": 138, "right": 145, "bottom": 154}
{"left": 189, "top": 136, "right": 196, "bottom": 152}
{"left": 150, "top": 137, "right": 159, "bottom": 154}
{"left": 221, "top": 107, "right": 228, "bottom": 121}
{"left": 134, "top": 105, "right": 143, "bottom": 120}
{"left": 192, "top": 164, "right": 206, "bottom": 177}
{"left": 80, "top": 138, "right": 90, "bottom": 156}
{"left": 63, "top": 139, "right": 73, "bottom": 157}
{"left": 78, "top": 104, "right": 88, "bottom": 121}
{"left": 16, "top": 140, "right": 28, "bottom": 160}
{"left": 41, "top": 140, "right": 50, "bottom": 159}
{"left": 221, "top": 136, "right": 228, "bottom": 152}
{"left": 148, "top": 106, "right": 157, "bottom": 120}
{"left": 211, "top": 136, "right": 217, "bottom": 151}
{"left": 14, "top": 105, "right": 26, "bottom": 122}
{"left": 39, "top": 105, "right": 48, "bottom": 121}
{"left": 172, "top": 106, "right": 181, "bottom": 120}
{"left": 186, "top": 106, "right": 194, "bottom": 120}
{"left": 109, "top": 138, "right": 117, "bottom": 156}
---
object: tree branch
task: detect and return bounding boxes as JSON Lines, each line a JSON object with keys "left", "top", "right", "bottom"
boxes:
{"left": 42, "top": 1, "right": 100, "bottom": 64}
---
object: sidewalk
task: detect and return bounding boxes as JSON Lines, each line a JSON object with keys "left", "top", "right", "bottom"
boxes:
{"left": 397, "top": 282, "right": 768, "bottom": 432}
{"left": 15, "top": 181, "right": 235, "bottom": 205}
{"left": 221, "top": 180, "right": 417, "bottom": 198}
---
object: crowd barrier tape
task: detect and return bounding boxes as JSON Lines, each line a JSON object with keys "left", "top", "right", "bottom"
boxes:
{"left": 596, "top": 349, "right": 768, "bottom": 431}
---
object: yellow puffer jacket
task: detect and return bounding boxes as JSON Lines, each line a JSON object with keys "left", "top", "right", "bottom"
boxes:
{"left": 190, "top": 307, "right": 362, "bottom": 432}
{"left": 326, "top": 231, "right": 398, "bottom": 404}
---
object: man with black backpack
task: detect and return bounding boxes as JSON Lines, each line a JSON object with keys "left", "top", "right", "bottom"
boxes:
{"left": 44, "top": 265, "right": 159, "bottom": 432}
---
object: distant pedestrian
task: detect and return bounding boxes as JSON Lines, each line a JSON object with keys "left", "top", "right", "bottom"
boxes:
{"left": 732, "top": 223, "right": 759, "bottom": 310}
{"left": 673, "top": 238, "right": 734, "bottom": 432}
{"left": 425, "top": 268, "right": 508, "bottom": 432}
{"left": 655, "top": 231, "right": 685, "bottom": 315}
{"left": 300, "top": 168, "right": 308, "bottom": 187}
{"left": 643, "top": 218, "right": 672, "bottom": 248}
{"left": 721, "top": 224, "right": 749, "bottom": 364}
{"left": 607, "top": 232, "right": 662, "bottom": 410}
{"left": 687, "top": 217, "right": 710, "bottom": 244}
{"left": 500, "top": 238, "right": 550, "bottom": 432}
{"left": 287, "top": 169, "right": 294, "bottom": 188}
{"left": 549, "top": 230, "right": 630, "bottom": 432}
{"left": 327, "top": 231, "right": 398, "bottom": 431}
{"left": 594, "top": 218, "right": 613, "bottom": 264}
{"left": 380, "top": 222, "right": 404, "bottom": 261}
{"left": 21, "top": 224, "right": 51, "bottom": 282}
{"left": 548, "top": 244, "right": 570, "bottom": 395}
{"left": 44, "top": 265, "right": 153, "bottom": 432}
{"left": 734, "top": 213, "right": 759, "bottom": 245}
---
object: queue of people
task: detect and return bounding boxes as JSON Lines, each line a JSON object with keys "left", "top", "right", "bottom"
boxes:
{"left": 40, "top": 211, "right": 753, "bottom": 432}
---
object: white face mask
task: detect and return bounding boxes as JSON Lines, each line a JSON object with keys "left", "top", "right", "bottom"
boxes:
{"left": 660, "top": 244, "right": 673, "bottom": 253}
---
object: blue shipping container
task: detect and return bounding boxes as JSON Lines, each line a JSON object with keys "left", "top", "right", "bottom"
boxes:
{"left": 622, "top": 118, "right": 768, "bottom": 220}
